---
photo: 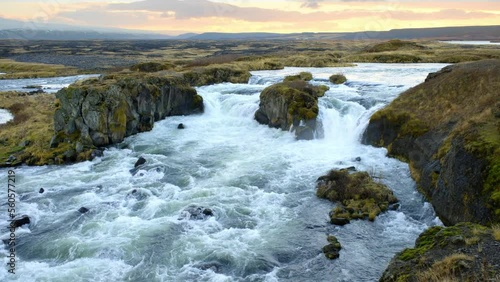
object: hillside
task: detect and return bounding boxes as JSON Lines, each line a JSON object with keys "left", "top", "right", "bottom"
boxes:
{"left": 363, "top": 59, "right": 500, "bottom": 225}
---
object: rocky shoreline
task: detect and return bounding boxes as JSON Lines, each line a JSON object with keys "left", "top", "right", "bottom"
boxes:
{"left": 363, "top": 60, "right": 500, "bottom": 280}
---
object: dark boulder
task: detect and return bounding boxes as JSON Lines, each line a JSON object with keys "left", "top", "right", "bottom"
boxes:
{"left": 179, "top": 205, "right": 214, "bottom": 220}
{"left": 10, "top": 216, "right": 30, "bottom": 228}
{"left": 134, "top": 157, "right": 147, "bottom": 168}
{"left": 78, "top": 207, "right": 89, "bottom": 214}
{"left": 177, "top": 123, "right": 185, "bottom": 129}
{"left": 39, "top": 188, "right": 45, "bottom": 194}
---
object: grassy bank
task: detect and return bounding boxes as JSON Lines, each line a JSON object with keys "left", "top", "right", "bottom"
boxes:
{"left": 0, "top": 91, "right": 72, "bottom": 166}
{"left": 0, "top": 59, "right": 82, "bottom": 79}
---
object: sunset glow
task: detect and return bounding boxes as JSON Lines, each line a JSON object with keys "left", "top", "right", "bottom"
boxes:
{"left": 1, "top": 1, "right": 498, "bottom": 35}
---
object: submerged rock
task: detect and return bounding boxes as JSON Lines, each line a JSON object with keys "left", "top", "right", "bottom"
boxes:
{"left": 179, "top": 205, "right": 214, "bottom": 220}
{"left": 39, "top": 188, "right": 45, "bottom": 194}
{"left": 177, "top": 123, "right": 185, "bottom": 129}
{"left": 254, "top": 77, "right": 329, "bottom": 140}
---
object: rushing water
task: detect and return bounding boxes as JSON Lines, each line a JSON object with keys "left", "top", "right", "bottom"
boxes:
{"left": 0, "top": 64, "right": 447, "bottom": 282}
{"left": 440, "top": 40, "right": 500, "bottom": 46}
{"left": 0, "top": 74, "right": 99, "bottom": 93}
{"left": 0, "top": 109, "right": 13, "bottom": 124}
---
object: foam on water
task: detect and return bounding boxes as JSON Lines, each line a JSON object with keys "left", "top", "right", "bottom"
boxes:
{"left": 0, "top": 63, "right": 447, "bottom": 281}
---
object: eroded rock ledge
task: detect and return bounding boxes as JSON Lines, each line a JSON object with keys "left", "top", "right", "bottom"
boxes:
{"left": 51, "top": 73, "right": 203, "bottom": 162}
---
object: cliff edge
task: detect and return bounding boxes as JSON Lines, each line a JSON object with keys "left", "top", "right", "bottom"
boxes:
{"left": 363, "top": 59, "right": 500, "bottom": 225}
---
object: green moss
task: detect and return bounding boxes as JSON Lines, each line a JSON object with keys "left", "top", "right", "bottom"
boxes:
{"left": 329, "top": 74, "right": 347, "bottom": 84}
{"left": 318, "top": 170, "right": 398, "bottom": 223}
{"left": 284, "top": 72, "right": 313, "bottom": 82}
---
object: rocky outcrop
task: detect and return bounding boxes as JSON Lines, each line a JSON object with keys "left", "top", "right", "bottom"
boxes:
{"left": 183, "top": 66, "right": 251, "bottom": 86}
{"left": 52, "top": 74, "right": 204, "bottom": 156}
{"left": 254, "top": 75, "right": 329, "bottom": 140}
{"left": 363, "top": 60, "right": 500, "bottom": 225}
{"left": 380, "top": 223, "right": 500, "bottom": 282}
{"left": 329, "top": 74, "right": 347, "bottom": 84}
{"left": 317, "top": 169, "right": 398, "bottom": 225}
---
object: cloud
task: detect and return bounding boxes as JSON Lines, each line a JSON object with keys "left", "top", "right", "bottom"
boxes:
{"left": 49, "top": 0, "right": 500, "bottom": 33}
{"left": 301, "top": 0, "right": 321, "bottom": 8}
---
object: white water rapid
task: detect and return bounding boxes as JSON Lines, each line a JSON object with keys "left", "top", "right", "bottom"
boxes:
{"left": 0, "top": 63, "right": 447, "bottom": 282}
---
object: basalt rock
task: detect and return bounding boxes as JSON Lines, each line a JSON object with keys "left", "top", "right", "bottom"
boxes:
{"left": 254, "top": 78, "right": 329, "bottom": 140}
{"left": 363, "top": 60, "right": 500, "bottom": 225}
{"left": 52, "top": 74, "right": 204, "bottom": 159}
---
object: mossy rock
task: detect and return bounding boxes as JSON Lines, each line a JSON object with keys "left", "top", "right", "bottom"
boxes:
{"left": 317, "top": 169, "right": 398, "bottom": 225}
{"left": 284, "top": 72, "right": 313, "bottom": 82}
{"left": 382, "top": 223, "right": 498, "bottom": 282}
{"left": 322, "top": 235, "right": 342, "bottom": 260}
{"left": 329, "top": 74, "right": 347, "bottom": 84}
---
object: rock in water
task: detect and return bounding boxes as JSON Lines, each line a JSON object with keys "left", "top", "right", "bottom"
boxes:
{"left": 134, "top": 157, "right": 146, "bottom": 168}
{"left": 39, "top": 188, "right": 45, "bottom": 194}
{"left": 317, "top": 169, "right": 398, "bottom": 225}
{"left": 10, "top": 216, "right": 30, "bottom": 228}
{"left": 322, "top": 235, "right": 342, "bottom": 259}
{"left": 179, "top": 205, "right": 214, "bottom": 220}
{"left": 254, "top": 77, "right": 329, "bottom": 140}
{"left": 78, "top": 207, "right": 90, "bottom": 214}
{"left": 52, "top": 74, "right": 204, "bottom": 155}
{"left": 177, "top": 123, "right": 185, "bottom": 129}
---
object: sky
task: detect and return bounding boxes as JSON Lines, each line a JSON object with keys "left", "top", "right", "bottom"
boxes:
{"left": 1, "top": 0, "right": 499, "bottom": 35}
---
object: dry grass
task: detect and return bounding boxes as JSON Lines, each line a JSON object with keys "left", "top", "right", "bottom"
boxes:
{"left": 0, "top": 92, "right": 73, "bottom": 166}
{"left": 493, "top": 224, "right": 500, "bottom": 241}
{"left": 0, "top": 59, "right": 80, "bottom": 79}
{"left": 416, "top": 254, "right": 475, "bottom": 282}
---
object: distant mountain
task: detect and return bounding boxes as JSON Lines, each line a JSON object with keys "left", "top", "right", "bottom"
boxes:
{"left": 0, "top": 17, "right": 178, "bottom": 40}
{"left": 0, "top": 16, "right": 499, "bottom": 41}
{"left": 186, "top": 26, "right": 500, "bottom": 41}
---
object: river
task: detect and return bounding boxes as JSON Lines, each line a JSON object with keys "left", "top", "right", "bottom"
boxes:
{"left": 0, "top": 63, "right": 447, "bottom": 282}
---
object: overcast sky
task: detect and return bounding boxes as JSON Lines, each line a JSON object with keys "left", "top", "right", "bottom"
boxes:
{"left": 1, "top": 0, "right": 499, "bottom": 34}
